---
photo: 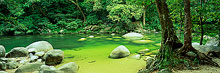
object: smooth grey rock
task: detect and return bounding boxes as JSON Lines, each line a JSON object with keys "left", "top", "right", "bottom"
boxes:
{"left": 122, "top": 32, "right": 144, "bottom": 40}
{"left": 26, "top": 41, "right": 53, "bottom": 53}
{"left": 109, "top": 45, "right": 130, "bottom": 59}
{"left": 0, "top": 45, "right": 5, "bottom": 58}
{"left": 43, "top": 49, "right": 64, "bottom": 66}
{"left": 6, "top": 61, "right": 19, "bottom": 69}
{"left": 58, "top": 62, "right": 78, "bottom": 73}
{"left": 0, "top": 62, "right": 6, "bottom": 70}
{"left": 15, "top": 62, "right": 43, "bottom": 73}
{"left": 193, "top": 45, "right": 220, "bottom": 54}
{"left": 6, "top": 47, "right": 28, "bottom": 58}
{"left": 39, "top": 65, "right": 64, "bottom": 73}
{"left": 206, "top": 38, "right": 219, "bottom": 46}
{"left": 35, "top": 51, "right": 45, "bottom": 57}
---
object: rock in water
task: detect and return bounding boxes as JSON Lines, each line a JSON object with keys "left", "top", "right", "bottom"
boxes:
{"left": 137, "top": 49, "right": 150, "bottom": 54}
{"left": 26, "top": 41, "right": 53, "bottom": 53}
{"left": 58, "top": 62, "right": 79, "bottom": 73}
{"left": 0, "top": 45, "right": 5, "bottom": 58}
{"left": 132, "top": 40, "right": 154, "bottom": 44}
{"left": 109, "top": 45, "right": 130, "bottom": 59}
{"left": 39, "top": 65, "right": 64, "bottom": 73}
{"left": 122, "top": 32, "right": 143, "bottom": 40}
{"left": 6, "top": 47, "right": 28, "bottom": 58}
{"left": 15, "top": 62, "right": 43, "bottom": 73}
{"left": 43, "top": 49, "right": 64, "bottom": 66}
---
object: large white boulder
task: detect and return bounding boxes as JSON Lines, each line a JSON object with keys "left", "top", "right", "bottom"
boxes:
{"left": 26, "top": 41, "right": 53, "bottom": 53}
{"left": 122, "top": 32, "right": 144, "bottom": 40}
{"left": 109, "top": 45, "right": 130, "bottom": 59}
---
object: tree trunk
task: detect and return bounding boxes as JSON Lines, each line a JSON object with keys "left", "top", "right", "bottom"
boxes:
{"left": 181, "top": 0, "right": 194, "bottom": 53}
{"left": 144, "top": 0, "right": 183, "bottom": 71}
{"left": 199, "top": 0, "right": 204, "bottom": 45}
{"left": 179, "top": 12, "right": 184, "bottom": 39}
{"left": 69, "top": 0, "right": 86, "bottom": 22}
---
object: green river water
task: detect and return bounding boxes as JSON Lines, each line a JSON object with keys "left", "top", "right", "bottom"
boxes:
{"left": 0, "top": 33, "right": 201, "bottom": 73}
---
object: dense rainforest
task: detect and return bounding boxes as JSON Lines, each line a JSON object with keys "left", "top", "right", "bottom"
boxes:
{"left": 1, "top": 0, "right": 219, "bottom": 37}
{"left": 0, "top": 0, "right": 220, "bottom": 73}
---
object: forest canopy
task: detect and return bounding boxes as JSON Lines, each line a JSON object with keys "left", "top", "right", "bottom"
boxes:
{"left": 0, "top": 0, "right": 219, "bottom": 38}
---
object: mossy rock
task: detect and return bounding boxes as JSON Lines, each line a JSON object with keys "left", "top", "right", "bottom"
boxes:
{"left": 144, "top": 52, "right": 152, "bottom": 56}
{"left": 137, "top": 49, "right": 150, "bottom": 54}
{"left": 132, "top": 40, "right": 154, "bottom": 44}
{"left": 155, "top": 43, "right": 161, "bottom": 46}
{"left": 106, "top": 38, "right": 113, "bottom": 40}
{"left": 112, "top": 36, "right": 122, "bottom": 39}
{"left": 77, "top": 38, "right": 87, "bottom": 41}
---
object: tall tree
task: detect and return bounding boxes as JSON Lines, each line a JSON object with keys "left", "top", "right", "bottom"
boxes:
{"left": 139, "top": 0, "right": 183, "bottom": 72}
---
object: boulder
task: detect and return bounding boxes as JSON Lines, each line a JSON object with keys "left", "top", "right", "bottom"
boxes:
{"left": 26, "top": 41, "right": 53, "bottom": 53}
{"left": 0, "top": 62, "right": 6, "bottom": 70}
{"left": 122, "top": 32, "right": 144, "bottom": 40}
{"left": 39, "top": 65, "right": 64, "bottom": 73}
{"left": 6, "top": 47, "right": 28, "bottom": 58}
{"left": 58, "top": 62, "right": 78, "bottom": 73}
{"left": 43, "top": 49, "right": 64, "bottom": 66}
{"left": 109, "top": 45, "right": 130, "bottom": 59}
{"left": 0, "top": 45, "right": 5, "bottom": 58}
{"left": 193, "top": 45, "right": 220, "bottom": 55}
{"left": 6, "top": 61, "right": 20, "bottom": 69}
{"left": 205, "top": 38, "right": 219, "bottom": 46}
{"left": 35, "top": 51, "right": 45, "bottom": 57}
{"left": 15, "top": 62, "right": 43, "bottom": 73}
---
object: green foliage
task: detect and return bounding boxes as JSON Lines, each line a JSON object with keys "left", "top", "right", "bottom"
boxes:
{"left": 0, "top": 0, "right": 219, "bottom": 35}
